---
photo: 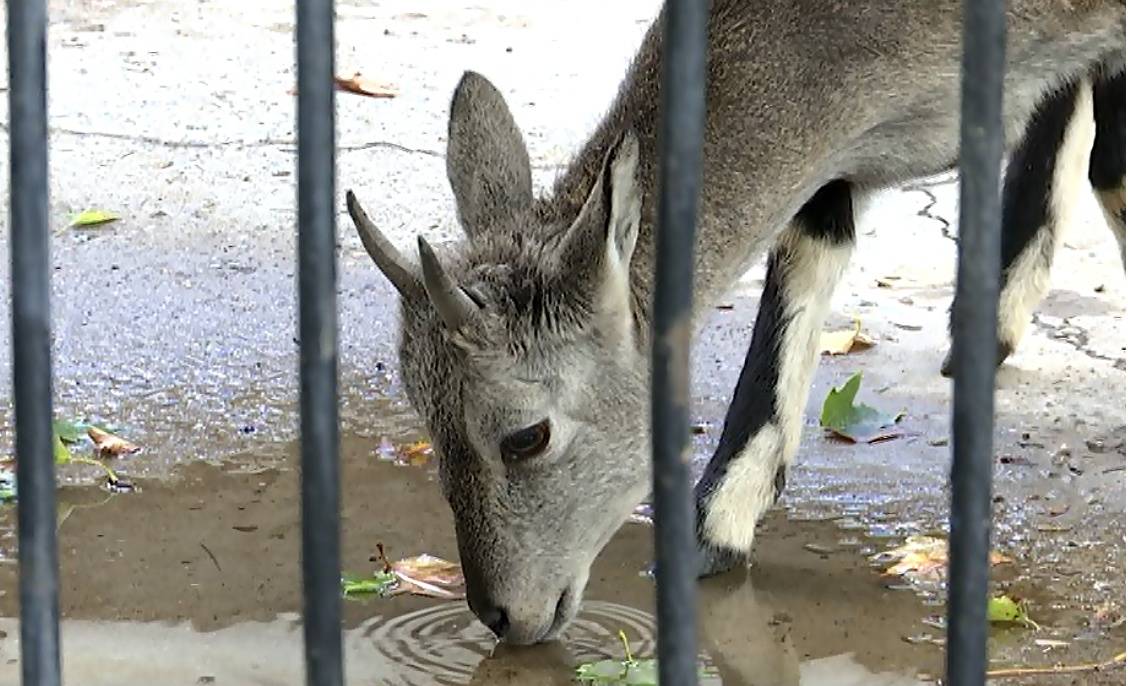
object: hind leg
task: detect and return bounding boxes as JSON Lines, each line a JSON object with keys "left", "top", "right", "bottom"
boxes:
{"left": 694, "top": 181, "right": 856, "bottom": 577}
{"left": 1088, "top": 68, "right": 1125, "bottom": 267}
{"left": 942, "top": 77, "right": 1095, "bottom": 376}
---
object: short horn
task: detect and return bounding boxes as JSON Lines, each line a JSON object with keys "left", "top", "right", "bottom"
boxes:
{"left": 345, "top": 190, "right": 422, "bottom": 297}
{"left": 417, "top": 235, "right": 479, "bottom": 330}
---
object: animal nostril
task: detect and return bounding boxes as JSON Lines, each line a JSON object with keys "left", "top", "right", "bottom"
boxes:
{"left": 481, "top": 605, "right": 510, "bottom": 638}
{"left": 487, "top": 608, "right": 510, "bottom": 638}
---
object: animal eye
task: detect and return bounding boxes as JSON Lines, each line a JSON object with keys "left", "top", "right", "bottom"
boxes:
{"left": 500, "top": 420, "right": 551, "bottom": 461}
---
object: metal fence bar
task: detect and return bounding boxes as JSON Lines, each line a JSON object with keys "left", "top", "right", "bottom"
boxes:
{"left": 295, "top": 0, "right": 343, "bottom": 684}
{"left": 7, "top": 0, "right": 63, "bottom": 684}
{"left": 651, "top": 0, "right": 707, "bottom": 684}
{"left": 946, "top": 0, "right": 1006, "bottom": 683}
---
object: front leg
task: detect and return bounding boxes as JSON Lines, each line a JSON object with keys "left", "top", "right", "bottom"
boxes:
{"left": 694, "top": 180, "right": 856, "bottom": 577}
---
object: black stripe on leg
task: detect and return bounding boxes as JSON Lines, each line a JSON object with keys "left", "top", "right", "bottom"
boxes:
{"left": 999, "top": 80, "right": 1079, "bottom": 277}
{"left": 1089, "top": 69, "right": 1125, "bottom": 193}
{"left": 697, "top": 179, "right": 855, "bottom": 496}
{"left": 694, "top": 182, "right": 854, "bottom": 571}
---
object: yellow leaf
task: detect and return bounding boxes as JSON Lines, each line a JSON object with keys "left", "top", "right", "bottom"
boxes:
{"left": 988, "top": 595, "right": 1037, "bottom": 628}
{"left": 334, "top": 73, "right": 398, "bottom": 98}
{"left": 399, "top": 440, "right": 433, "bottom": 467}
{"left": 819, "top": 319, "right": 875, "bottom": 355}
{"left": 873, "top": 535, "right": 1011, "bottom": 583}
{"left": 70, "top": 210, "right": 120, "bottom": 227}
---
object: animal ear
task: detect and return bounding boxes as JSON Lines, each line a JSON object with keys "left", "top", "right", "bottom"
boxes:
{"left": 559, "top": 130, "right": 642, "bottom": 336}
{"left": 446, "top": 72, "right": 534, "bottom": 238}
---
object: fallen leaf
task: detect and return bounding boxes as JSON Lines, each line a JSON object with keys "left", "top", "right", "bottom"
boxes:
{"left": 53, "top": 419, "right": 87, "bottom": 444}
{"left": 389, "top": 553, "right": 464, "bottom": 598}
{"left": 352, "top": 545, "right": 465, "bottom": 599}
{"left": 70, "top": 209, "right": 120, "bottom": 227}
{"left": 54, "top": 418, "right": 113, "bottom": 444}
{"left": 576, "top": 659, "right": 658, "bottom": 685}
{"left": 86, "top": 426, "right": 141, "bottom": 458}
{"left": 398, "top": 440, "right": 433, "bottom": 467}
{"left": 341, "top": 571, "right": 397, "bottom": 598}
{"left": 0, "top": 470, "right": 16, "bottom": 502}
{"left": 873, "top": 535, "right": 1011, "bottom": 584}
{"left": 819, "top": 372, "right": 905, "bottom": 443}
{"left": 334, "top": 73, "right": 397, "bottom": 98}
{"left": 988, "top": 595, "right": 1039, "bottom": 629}
{"left": 576, "top": 630, "right": 715, "bottom": 685}
{"left": 53, "top": 432, "right": 73, "bottom": 465}
{"left": 819, "top": 319, "right": 875, "bottom": 355}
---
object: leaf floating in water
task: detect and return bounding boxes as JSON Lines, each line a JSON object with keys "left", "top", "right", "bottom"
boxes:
{"left": 988, "top": 595, "right": 1039, "bottom": 629}
{"left": 576, "top": 631, "right": 713, "bottom": 685}
{"left": 341, "top": 571, "right": 397, "bottom": 598}
{"left": 87, "top": 426, "right": 141, "bottom": 458}
{"left": 53, "top": 419, "right": 88, "bottom": 444}
{"left": 819, "top": 372, "right": 905, "bottom": 443}
{"left": 819, "top": 319, "right": 875, "bottom": 356}
{"left": 53, "top": 432, "right": 74, "bottom": 465}
{"left": 347, "top": 545, "right": 465, "bottom": 599}
{"left": 873, "top": 535, "right": 1011, "bottom": 584}
{"left": 70, "top": 209, "right": 120, "bottom": 227}
{"left": 0, "top": 470, "right": 16, "bottom": 502}
{"left": 400, "top": 440, "right": 433, "bottom": 466}
{"left": 389, "top": 553, "right": 464, "bottom": 598}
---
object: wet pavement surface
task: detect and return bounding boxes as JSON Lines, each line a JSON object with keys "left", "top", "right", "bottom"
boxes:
{"left": 0, "top": 0, "right": 1123, "bottom": 684}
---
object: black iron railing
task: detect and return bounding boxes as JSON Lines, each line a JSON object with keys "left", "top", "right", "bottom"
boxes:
{"left": 650, "top": 1, "right": 708, "bottom": 684}
{"left": 5, "top": 0, "right": 1006, "bottom": 684}
{"left": 295, "top": 0, "right": 343, "bottom": 685}
{"left": 946, "top": 1, "right": 1006, "bottom": 684}
{"left": 8, "top": 0, "right": 61, "bottom": 684}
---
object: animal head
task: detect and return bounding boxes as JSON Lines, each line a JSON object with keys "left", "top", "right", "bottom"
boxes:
{"left": 347, "top": 71, "right": 652, "bottom": 644}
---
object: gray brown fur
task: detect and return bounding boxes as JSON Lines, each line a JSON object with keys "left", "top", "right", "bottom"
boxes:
{"left": 346, "top": 0, "right": 1126, "bottom": 644}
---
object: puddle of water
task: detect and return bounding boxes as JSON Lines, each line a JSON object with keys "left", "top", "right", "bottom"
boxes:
{"left": 0, "top": 432, "right": 941, "bottom": 685}
{"left": 0, "top": 427, "right": 1119, "bottom": 684}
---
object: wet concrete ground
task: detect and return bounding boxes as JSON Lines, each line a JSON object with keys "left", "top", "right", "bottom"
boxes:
{"left": 0, "top": 0, "right": 1122, "bottom": 684}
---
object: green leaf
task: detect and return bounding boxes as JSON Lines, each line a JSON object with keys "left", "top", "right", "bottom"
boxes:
{"left": 819, "top": 372, "right": 904, "bottom": 443}
{"left": 988, "top": 595, "right": 1038, "bottom": 628}
{"left": 576, "top": 660, "right": 629, "bottom": 683}
{"left": 0, "top": 471, "right": 16, "bottom": 502}
{"left": 53, "top": 418, "right": 115, "bottom": 444}
{"left": 341, "top": 571, "right": 396, "bottom": 598}
{"left": 53, "top": 432, "right": 73, "bottom": 465}
{"left": 70, "top": 210, "right": 120, "bottom": 227}
{"left": 53, "top": 419, "right": 86, "bottom": 444}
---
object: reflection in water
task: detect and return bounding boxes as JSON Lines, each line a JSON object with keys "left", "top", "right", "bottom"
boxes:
{"left": 0, "top": 599, "right": 919, "bottom": 686}
{"left": 364, "top": 600, "right": 688, "bottom": 685}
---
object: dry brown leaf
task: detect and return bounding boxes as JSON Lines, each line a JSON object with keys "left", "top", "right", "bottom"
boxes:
{"left": 86, "top": 426, "right": 140, "bottom": 458}
{"left": 819, "top": 319, "right": 875, "bottom": 355}
{"left": 873, "top": 535, "right": 1011, "bottom": 583}
{"left": 390, "top": 554, "right": 464, "bottom": 598}
{"left": 334, "top": 73, "right": 397, "bottom": 98}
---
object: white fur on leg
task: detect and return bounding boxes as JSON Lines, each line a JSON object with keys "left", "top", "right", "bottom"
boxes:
{"left": 998, "top": 81, "right": 1096, "bottom": 349}
{"left": 703, "top": 230, "right": 853, "bottom": 551}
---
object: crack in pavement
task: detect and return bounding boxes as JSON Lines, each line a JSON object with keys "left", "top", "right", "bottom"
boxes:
{"left": 1031, "top": 313, "right": 1126, "bottom": 370}
{"left": 906, "top": 184, "right": 957, "bottom": 244}
{"left": 0, "top": 125, "right": 568, "bottom": 169}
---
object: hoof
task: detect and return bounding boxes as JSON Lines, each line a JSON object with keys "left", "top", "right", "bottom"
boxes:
{"left": 695, "top": 540, "right": 747, "bottom": 578}
{"left": 940, "top": 341, "right": 1014, "bottom": 378}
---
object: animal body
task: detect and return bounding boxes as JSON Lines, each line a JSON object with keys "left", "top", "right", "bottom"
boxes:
{"left": 346, "top": 0, "right": 1125, "bottom": 644}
